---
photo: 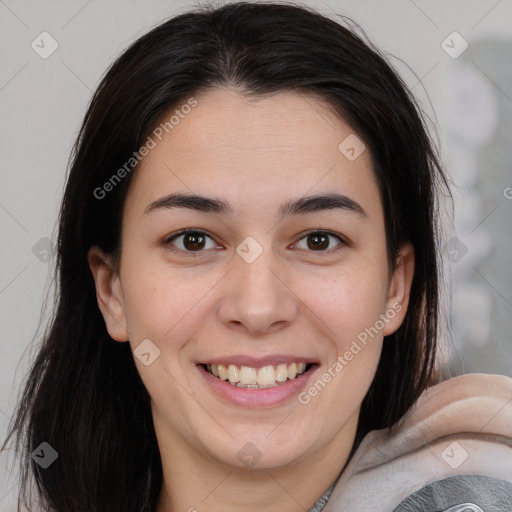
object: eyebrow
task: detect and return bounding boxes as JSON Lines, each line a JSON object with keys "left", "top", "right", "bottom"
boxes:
{"left": 144, "top": 192, "right": 366, "bottom": 218}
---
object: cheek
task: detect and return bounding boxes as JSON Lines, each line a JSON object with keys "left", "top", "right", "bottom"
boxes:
{"left": 296, "top": 262, "right": 389, "bottom": 344}
{"left": 120, "top": 258, "right": 202, "bottom": 344}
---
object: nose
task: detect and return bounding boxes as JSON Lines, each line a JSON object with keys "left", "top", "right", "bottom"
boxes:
{"left": 217, "top": 243, "right": 298, "bottom": 335}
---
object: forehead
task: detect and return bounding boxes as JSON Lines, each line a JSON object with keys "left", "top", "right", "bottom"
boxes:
{"left": 125, "top": 88, "right": 380, "bottom": 219}
{"left": 148, "top": 88, "right": 363, "bottom": 167}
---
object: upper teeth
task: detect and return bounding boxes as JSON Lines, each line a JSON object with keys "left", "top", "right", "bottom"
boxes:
{"left": 207, "top": 363, "right": 308, "bottom": 388}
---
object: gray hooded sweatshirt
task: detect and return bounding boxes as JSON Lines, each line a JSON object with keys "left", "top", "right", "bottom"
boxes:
{"left": 307, "top": 373, "right": 512, "bottom": 512}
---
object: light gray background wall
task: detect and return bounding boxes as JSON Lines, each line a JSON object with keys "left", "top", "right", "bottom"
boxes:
{"left": 1, "top": 0, "right": 511, "bottom": 507}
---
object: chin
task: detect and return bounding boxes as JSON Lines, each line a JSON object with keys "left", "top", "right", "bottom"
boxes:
{"left": 205, "top": 429, "right": 315, "bottom": 471}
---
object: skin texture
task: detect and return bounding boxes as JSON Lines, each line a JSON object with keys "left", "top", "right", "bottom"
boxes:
{"left": 88, "top": 88, "right": 415, "bottom": 512}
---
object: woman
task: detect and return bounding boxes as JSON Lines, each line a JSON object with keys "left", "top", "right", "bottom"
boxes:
{"left": 2, "top": 2, "right": 511, "bottom": 511}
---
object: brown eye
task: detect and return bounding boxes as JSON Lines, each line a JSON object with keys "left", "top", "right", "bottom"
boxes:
{"left": 295, "top": 231, "right": 345, "bottom": 253}
{"left": 166, "top": 230, "right": 217, "bottom": 252}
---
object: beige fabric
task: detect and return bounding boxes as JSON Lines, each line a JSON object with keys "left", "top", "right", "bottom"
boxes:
{"left": 323, "top": 373, "right": 512, "bottom": 511}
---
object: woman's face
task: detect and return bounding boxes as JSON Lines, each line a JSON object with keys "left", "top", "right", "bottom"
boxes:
{"left": 89, "top": 88, "right": 413, "bottom": 471}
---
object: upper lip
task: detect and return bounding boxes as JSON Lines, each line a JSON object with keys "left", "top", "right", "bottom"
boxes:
{"left": 198, "top": 355, "right": 317, "bottom": 367}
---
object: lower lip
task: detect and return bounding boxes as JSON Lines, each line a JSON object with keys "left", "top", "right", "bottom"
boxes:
{"left": 197, "top": 364, "right": 318, "bottom": 408}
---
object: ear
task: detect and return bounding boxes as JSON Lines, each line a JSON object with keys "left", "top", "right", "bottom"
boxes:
{"left": 382, "top": 242, "right": 415, "bottom": 336}
{"left": 87, "top": 246, "right": 129, "bottom": 342}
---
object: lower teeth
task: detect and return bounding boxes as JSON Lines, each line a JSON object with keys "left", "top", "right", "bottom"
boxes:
{"left": 232, "top": 382, "right": 284, "bottom": 389}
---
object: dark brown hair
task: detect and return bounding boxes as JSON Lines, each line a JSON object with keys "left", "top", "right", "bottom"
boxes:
{"left": 2, "top": 2, "right": 449, "bottom": 511}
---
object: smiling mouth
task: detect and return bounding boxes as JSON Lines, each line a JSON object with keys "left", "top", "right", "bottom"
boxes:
{"left": 201, "top": 362, "right": 316, "bottom": 389}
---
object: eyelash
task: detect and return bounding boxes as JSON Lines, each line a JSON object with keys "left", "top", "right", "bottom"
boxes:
{"left": 163, "top": 229, "right": 348, "bottom": 256}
